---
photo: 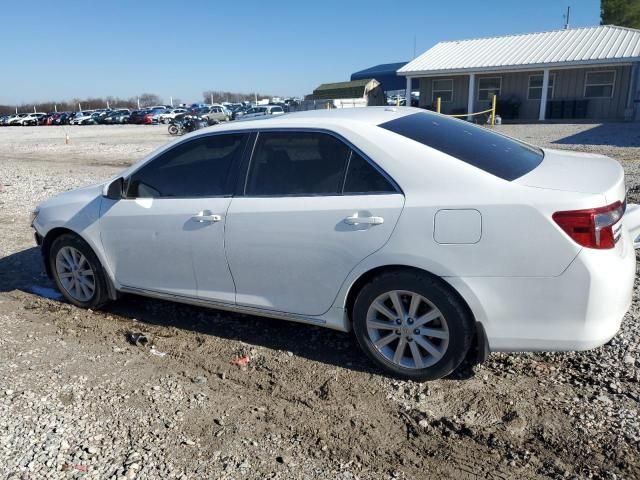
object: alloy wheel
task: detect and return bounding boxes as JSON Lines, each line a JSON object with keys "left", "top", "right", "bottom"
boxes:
{"left": 365, "top": 290, "right": 449, "bottom": 369}
{"left": 55, "top": 246, "right": 96, "bottom": 302}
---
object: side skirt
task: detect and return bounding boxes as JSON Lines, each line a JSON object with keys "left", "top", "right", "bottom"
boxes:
{"left": 119, "top": 285, "right": 328, "bottom": 327}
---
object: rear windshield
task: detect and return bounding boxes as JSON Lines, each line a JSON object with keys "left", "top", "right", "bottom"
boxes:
{"left": 379, "top": 112, "right": 543, "bottom": 181}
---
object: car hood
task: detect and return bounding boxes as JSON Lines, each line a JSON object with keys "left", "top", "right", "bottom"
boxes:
{"left": 38, "top": 182, "right": 106, "bottom": 210}
{"left": 514, "top": 147, "right": 624, "bottom": 201}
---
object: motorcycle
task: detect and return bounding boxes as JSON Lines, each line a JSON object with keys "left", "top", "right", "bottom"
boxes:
{"left": 168, "top": 114, "right": 209, "bottom": 136}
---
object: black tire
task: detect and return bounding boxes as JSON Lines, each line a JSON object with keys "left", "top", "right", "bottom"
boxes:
{"left": 352, "top": 270, "right": 474, "bottom": 381}
{"left": 49, "top": 233, "right": 110, "bottom": 309}
{"left": 168, "top": 124, "right": 179, "bottom": 135}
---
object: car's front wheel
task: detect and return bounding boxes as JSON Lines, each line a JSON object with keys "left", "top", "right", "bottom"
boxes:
{"left": 49, "top": 234, "right": 109, "bottom": 309}
{"left": 353, "top": 270, "right": 474, "bottom": 381}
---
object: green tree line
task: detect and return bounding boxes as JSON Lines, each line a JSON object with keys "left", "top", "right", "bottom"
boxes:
{"left": 601, "top": 0, "right": 640, "bottom": 28}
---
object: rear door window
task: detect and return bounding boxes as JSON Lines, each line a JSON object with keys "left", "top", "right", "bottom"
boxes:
{"left": 245, "top": 132, "right": 350, "bottom": 196}
{"left": 343, "top": 152, "right": 397, "bottom": 194}
{"left": 379, "top": 112, "right": 543, "bottom": 180}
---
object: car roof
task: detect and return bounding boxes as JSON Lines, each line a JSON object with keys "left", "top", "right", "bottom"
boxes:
{"left": 205, "top": 106, "right": 418, "bottom": 132}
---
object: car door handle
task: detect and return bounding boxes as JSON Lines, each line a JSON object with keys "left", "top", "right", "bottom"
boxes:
{"left": 192, "top": 212, "right": 222, "bottom": 223}
{"left": 344, "top": 215, "right": 384, "bottom": 225}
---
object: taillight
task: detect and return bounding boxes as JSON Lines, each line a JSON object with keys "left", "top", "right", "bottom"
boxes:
{"left": 553, "top": 201, "right": 625, "bottom": 249}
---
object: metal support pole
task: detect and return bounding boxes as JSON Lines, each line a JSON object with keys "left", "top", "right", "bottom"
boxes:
{"left": 406, "top": 76, "right": 412, "bottom": 106}
{"left": 491, "top": 94, "right": 497, "bottom": 126}
{"left": 467, "top": 74, "right": 475, "bottom": 121}
{"left": 436, "top": 97, "right": 441, "bottom": 113}
{"left": 539, "top": 69, "right": 550, "bottom": 121}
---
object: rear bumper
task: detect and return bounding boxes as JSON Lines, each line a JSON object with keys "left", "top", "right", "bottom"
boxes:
{"left": 446, "top": 228, "right": 636, "bottom": 352}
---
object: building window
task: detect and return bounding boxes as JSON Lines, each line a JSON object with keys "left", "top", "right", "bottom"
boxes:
{"left": 477, "top": 77, "right": 501, "bottom": 101}
{"left": 528, "top": 74, "right": 555, "bottom": 100}
{"left": 584, "top": 71, "right": 615, "bottom": 98}
{"left": 432, "top": 79, "right": 454, "bottom": 103}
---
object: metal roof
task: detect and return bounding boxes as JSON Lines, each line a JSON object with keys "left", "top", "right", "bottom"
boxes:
{"left": 351, "top": 62, "right": 415, "bottom": 92}
{"left": 398, "top": 25, "right": 640, "bottom": 76}
{"left": 351, "top": 62, "right": 408, "bottom": 78}
{"left": 312, "top": 79, "right": 378, "bottom": 99}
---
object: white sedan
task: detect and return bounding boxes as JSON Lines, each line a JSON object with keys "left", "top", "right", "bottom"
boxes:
{"left": 158, "top": 108, "right": 187, "bottom": 123}
{"left": 70, "top": 111, "right": 99, "bottom": 125}
{"left": 31, "top": 107, "right": 638, "bottom": 380}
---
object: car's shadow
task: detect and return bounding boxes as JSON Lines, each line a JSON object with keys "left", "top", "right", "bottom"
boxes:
{"left": 0, "top": 247, "right": 476, "bottom": 380}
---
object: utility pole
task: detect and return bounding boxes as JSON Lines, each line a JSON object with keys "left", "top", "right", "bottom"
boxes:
{"left": 211, "top": 92, "right": 214, "bottom": 105}
{"left": 137, "top": 97, "right": 140, "bottom": 109}
{"left": 170, "top": 96, "right": 173, "bottom": 107}
{"left": 563, "top": 6, "right": 570, "bottom": 29}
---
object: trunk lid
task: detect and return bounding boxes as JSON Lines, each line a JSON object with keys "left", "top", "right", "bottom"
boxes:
{"left": 514, "top": 148, "right": 625, "bottom": 204}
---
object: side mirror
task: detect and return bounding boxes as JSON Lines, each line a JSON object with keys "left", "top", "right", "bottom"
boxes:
{"left": 104, "top": 177, "right": 124, "bottom": 200}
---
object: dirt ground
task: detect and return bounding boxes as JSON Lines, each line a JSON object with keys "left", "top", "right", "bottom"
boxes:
{"left": 1, "top": 122, "right": 640, "bottom": 480}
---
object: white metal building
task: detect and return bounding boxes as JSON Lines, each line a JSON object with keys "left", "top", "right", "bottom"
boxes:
{"left": 398, "top": 25, "right": 640, "bottom": 121}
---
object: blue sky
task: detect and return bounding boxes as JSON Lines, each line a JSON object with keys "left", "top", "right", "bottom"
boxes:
{"left": 2, "top": 0, "right": 601, "bottom": 104}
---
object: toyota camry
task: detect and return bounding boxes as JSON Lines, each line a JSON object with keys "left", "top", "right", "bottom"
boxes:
{"left": 31, "top": 107, "right": 639, "bottom": 380}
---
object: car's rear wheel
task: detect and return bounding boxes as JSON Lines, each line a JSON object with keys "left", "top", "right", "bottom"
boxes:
{"left": 353, "top": 271, "right": 474, "bottom": 381}
{"left": 49, "top": 234, "right": 109, "bottom": 309}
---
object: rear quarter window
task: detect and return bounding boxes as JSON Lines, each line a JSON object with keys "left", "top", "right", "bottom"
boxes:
{"left": 379, "top": 112, "right": 543, "bottom": 181}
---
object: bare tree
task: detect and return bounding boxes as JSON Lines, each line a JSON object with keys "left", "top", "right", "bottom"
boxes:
{"left": 138, "top": 93, "right": 162, "bottom": 107}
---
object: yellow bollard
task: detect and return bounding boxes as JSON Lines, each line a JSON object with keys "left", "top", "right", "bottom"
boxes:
{"left": 396, "top": 96, "right": 400, "bottom": 107}
{"left": 436, "top": 97, "right": 441, "bottom": 114}
{"left": 491, "top": 94, "right": 497, "bottom": 126}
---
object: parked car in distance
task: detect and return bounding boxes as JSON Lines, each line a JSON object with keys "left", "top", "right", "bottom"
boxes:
{"left": 70, "top": 111, "right": 101, "bottom": 125}
{"left": 20, "top": 113, "right": 47, "bottom": 126}
{"left": 38, "top": 113, "right": 54, "bottom": 125}
{"left": 101, "top": 109, "right": 131, "bottom": 124}
{"left": 201, "top": 105, "right": 230, "bottom": 125}
{"left": 158, "top": 108, "right": 187, "bottom": 123}
{"left": 54, "top": 112, "right": 73, "bottom": 125}
{"left": 147, "top": 107, "right": 169, "bottom": 124}
{"left": 235, "top": 105, "right": 284, "bottom": 120}
{"left": 8, "top": 113, "right": 29, "bottom": 125}
{"left": 31, "top": 107, "right": 638, "bottom": 380}
{"left": 128, "top": 110, "right": 151, "bottom": 124}
{"left": 69, "top": 111, "right": 92, "bottom": 125}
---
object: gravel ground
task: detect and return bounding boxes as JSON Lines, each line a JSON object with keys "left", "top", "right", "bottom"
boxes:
{"left": 0, "top": 123, "right": 639, "bottom": 479}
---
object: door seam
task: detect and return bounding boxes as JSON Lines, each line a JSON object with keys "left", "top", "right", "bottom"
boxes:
{"left": 222, "top": 199, "right": 238, "bottom": 303}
